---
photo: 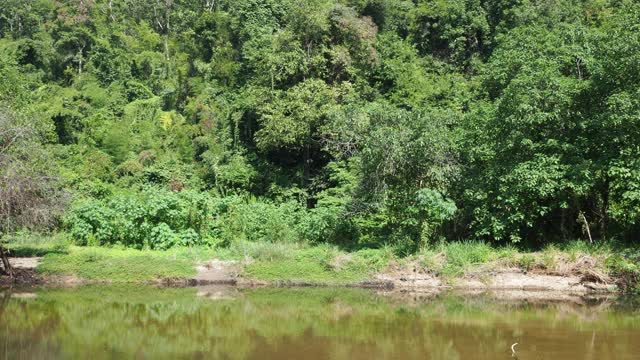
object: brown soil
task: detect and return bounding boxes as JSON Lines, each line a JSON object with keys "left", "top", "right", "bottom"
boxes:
{"left": 0, "top": 268, "right": 44, "bottom": 286}
{"left": 8, "top": 257, "right": 41, "bottom": 269}
{"left": 191, "top": 260, "right": 241, "bottom": 285}
{"left": 376, "top": 270, "right": 615, "bottom": 292}
{"left": 0, "top": 257, "right": 45, "bottom": 286}
{"left": 372, "top": 253, "right": 617, "bottom": 293}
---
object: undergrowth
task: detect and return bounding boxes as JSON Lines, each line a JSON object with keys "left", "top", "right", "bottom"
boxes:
{"left": 4, "top": 231, "right": 637, "bottom": 291}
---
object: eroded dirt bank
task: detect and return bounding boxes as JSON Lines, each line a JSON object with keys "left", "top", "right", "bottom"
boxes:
{"left": 1, "top": 256, "right": 620, "bottom": 294}
{"left": 374, "top": 269, "right": 615, "bottom": 293}
{"left": 186, "top": 255, "right": 620, "bottom": 294}
{"left": 372, "top": 252, "right": 617, "bottom": 293}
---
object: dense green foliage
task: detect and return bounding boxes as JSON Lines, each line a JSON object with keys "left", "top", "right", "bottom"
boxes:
{"left": 1, "top": 0, "right": 640, "bottom": 252}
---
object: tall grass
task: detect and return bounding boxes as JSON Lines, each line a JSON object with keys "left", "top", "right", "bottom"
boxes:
{"left": 3, "top": 231, "right": 72, "bottom": 256}
{"left": 38, "top": 246, "right": 196, "bottom": 281}
{"left": 437, "top": 241, "right": 494, "bottom": 277}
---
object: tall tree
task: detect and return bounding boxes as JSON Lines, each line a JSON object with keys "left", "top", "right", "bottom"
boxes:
{"left": 0, "top": 109, "right": 66, "bottom": 276}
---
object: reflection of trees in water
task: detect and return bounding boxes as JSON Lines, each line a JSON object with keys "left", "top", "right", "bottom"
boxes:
{"left": 0, "top": 287, "right": 638, "bottom": 360}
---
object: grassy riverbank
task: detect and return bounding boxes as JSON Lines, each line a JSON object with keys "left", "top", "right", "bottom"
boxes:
{"left": 4, "top": 233, "right": 638, "bottom": 291}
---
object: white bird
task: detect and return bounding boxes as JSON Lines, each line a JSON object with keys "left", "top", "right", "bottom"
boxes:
{"left": 511, "top": 343, "right": 519, "bottom": 357}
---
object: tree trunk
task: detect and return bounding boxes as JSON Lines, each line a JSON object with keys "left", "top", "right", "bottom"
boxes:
{"left": 303, "top": 130, "right": 312, "bottom": 208}
{"left": 601, "top": 176, "right": 610, "bottom": 241}
{"left": 78, "top": 47, "right": 83, "bottom": 74}
{"left": 0, "top": 245, "right": 12, "bottom": 277}
{"left": 303, "top": 142, "right": 310, "bottom": 188}
{"left": 560, "top": 208, "right": 568, "bottom": 241}
{"left": 164, "top": 36, "right": 170, "bottom": 61}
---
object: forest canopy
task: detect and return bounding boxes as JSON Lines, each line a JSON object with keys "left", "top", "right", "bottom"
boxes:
{"left": 1, "top": 0, "right": 639, "bottom": 253}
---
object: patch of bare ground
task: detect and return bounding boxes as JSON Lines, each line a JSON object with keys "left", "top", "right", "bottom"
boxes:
{"left": 0, "top": 257, "right": 44, "bottom": 285}
{"left": 374, "top": 253, "right": 617, "bottom": 293}
{"left": 191, "top": 260, "right": 241, "bottom": 285}
{"left": 9, "top": 257, "right": 41, "bottom": 269}
{"left": 456, "top": 271, "right": 615, "bottom": 292}
{"left": 375, "top": 259, "right": 443, "bottom": 288}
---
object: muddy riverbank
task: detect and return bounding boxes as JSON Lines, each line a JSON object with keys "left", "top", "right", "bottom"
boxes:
{"left": 1, "top": 256, "right": 618, "bottom": 295}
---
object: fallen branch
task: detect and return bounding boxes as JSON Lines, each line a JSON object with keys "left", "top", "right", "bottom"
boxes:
{"left": 580, "top": 212, "right": 594, "bottom": 244}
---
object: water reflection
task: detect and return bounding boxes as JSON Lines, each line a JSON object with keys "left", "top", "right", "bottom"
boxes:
{"left": 0, "top": 286, "right": 638, "bottom": 359}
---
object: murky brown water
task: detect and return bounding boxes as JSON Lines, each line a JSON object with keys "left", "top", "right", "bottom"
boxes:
{"left": 0, "top": 286, "right": 639, "bottom": 359}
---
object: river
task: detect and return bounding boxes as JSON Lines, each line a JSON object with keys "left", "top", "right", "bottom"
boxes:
{"left": 0, "top": 286, "right": 638, "bottom": 359}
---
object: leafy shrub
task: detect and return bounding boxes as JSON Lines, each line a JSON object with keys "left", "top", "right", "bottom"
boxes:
{"left": 150, "top": 223, "right": 176, "bottom": 250}
{"left": 416, "top": 188, "right": 457, "bottom": 244}
{"left": 66, "top": 189, "right": 318, "bottom": 250}
{"left": 299, "top": 201, "right": 354, "bottom": 244}
{"left": 66, "top": 187, "right": 217, "bottom": 249}
{"left": 219, "top": 197, "right": 305, "bottom": 244}
{"left": 66, "top": 198, "right": 117, "bottom": 246}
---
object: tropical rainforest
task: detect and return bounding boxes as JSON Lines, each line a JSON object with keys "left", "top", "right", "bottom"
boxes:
{"left": 1, "top": 0, "right": 640, "bottom": 258}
